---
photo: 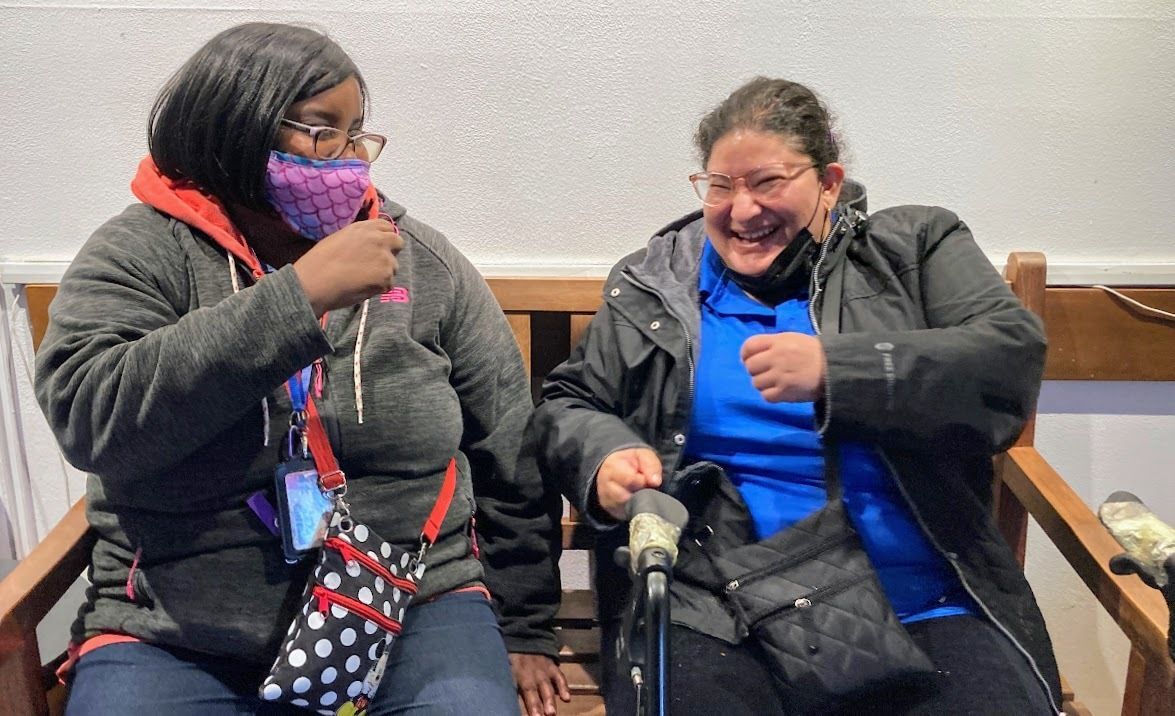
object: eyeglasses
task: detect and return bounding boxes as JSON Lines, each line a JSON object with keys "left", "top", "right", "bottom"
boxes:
{"left": 279, "top": 119, "right": 387, "bottom": 162}
{"left": 689, "top": 163, "right": 817, "bottom": 207}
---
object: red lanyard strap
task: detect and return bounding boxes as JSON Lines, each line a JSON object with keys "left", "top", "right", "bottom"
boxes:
{"left": 304, "top": 397, "right": 345, "bottom": 491}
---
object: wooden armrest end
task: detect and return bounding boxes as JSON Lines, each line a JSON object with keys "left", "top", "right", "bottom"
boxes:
{"left": 0, "top": 498, "right": 93, "bottom": 635}
{"left": 996, "top": 447, "right": 1169, "bottom": 664}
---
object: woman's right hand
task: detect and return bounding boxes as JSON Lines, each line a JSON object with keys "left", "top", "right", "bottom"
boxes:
{"left": 293, "top": 218, "right": 404, "bottom": 316}
{"left": 595, "top": 447, "right": 663, "bottom": 521}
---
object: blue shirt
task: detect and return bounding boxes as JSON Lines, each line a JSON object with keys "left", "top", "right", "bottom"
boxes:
{"left": 684, "top": 241, "right": 973, "bottom": 623}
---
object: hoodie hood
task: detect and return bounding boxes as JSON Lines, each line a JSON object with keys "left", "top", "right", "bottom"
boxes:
{"left": 130, "top": 156, "right": 382, "bottom": 281}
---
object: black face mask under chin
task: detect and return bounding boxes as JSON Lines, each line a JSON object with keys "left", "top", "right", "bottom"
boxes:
{"left": 723, "top": 228, "right": 816, "bottom": 305}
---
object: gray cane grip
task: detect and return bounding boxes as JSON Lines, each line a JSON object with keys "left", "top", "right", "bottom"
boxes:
{"left": 626, "top": 489, "right": 689, "bottom": 572}
{"left": 1099, "top": 491, "right": 1175, "bottom": 587}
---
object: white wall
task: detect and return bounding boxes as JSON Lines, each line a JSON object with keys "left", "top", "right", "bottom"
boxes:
{"left": 2, "top": 1, "right": 1173, "bottom": 712}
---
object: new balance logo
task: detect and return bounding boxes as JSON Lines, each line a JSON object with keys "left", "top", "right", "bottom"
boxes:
{"left": 380, "top": 287, "right": 410, "bottom": 303}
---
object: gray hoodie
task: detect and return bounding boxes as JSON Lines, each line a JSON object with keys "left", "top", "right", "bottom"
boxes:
{"left": 34, "top": 196, "right": 561, "bottom": 667}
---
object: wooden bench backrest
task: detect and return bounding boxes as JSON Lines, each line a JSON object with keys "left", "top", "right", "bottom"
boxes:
{"left": 23, "top": 260, "right": 1046, "bottom": 557}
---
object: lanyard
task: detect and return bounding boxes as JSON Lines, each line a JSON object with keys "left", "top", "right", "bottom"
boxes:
{"left": 301, "top": 393, "right": 458, "bottom": 561}
{"left": 287, "top": 365, "right": 312, "bottom": 414}
{"left": 283, "top": 355, "right": 456, "bottom": 556}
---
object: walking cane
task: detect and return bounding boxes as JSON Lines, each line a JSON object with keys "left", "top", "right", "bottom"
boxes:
{"left": 616, "top": 490, "right": 688, "bottom": 716}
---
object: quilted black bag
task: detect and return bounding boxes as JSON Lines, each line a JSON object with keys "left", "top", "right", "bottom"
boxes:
{"left": 689, "top": 450, "right": 936, "bottom": 712}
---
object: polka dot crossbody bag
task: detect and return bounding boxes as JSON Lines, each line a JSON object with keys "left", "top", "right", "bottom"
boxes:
{"left": 259, "top": 382, "right": 457, "bottom": 714}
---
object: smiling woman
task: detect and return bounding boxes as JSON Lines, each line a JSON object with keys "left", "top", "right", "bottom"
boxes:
{"left": 33, "top": 21, "right": 565, "bottom": 716}
{"left": 530, "top": 76, "right": 1062, "bottom": 715}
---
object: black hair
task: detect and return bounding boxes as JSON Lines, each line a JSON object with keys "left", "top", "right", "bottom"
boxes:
{"left": 148, "top": 22, "right": 366, "bottom": 209}
{"left": 694, "top": 77, "right": 839, "bottom": 172}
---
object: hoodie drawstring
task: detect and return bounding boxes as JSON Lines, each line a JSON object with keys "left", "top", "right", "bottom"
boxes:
{"left": 354, "top": 298, "right": 369, "bottom": 424}
{"left": 228, "top": 253, "right": 370, "bottom": 438}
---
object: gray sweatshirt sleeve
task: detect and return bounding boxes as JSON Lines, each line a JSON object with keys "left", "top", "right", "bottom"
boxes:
{"left": 34, "top": 209, "right": 333, "bottom": 480}
{"left": 423, "top": 225, "right": 562, "bottom": 657}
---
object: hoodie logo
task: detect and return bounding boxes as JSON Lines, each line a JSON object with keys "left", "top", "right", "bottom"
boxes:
{"left": 380, "top": 287, "right": 410, "bottom": 304}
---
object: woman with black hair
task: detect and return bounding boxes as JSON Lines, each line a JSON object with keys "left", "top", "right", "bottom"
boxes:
{"left": 35, "top": 22, "right": 567, "bottom": 715}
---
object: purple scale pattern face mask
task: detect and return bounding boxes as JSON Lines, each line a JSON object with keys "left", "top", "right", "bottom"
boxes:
{"left": 264, "top": 151, "right": 372, "bottom": 241}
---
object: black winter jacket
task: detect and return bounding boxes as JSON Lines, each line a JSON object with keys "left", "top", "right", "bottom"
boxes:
{"left": 531, "top": 204, "right": 1061, "bottom": 709}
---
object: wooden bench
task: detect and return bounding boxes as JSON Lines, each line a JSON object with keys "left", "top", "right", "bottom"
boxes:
{"left": 2, "top": 253, "right": 1172, "bottom": 715}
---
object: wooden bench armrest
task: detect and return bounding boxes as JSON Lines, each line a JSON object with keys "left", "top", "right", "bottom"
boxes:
{"left": 0, "top": 498, "right": 93, "bottom": 715}
{"left": 0, "top": 498, "right": 93, "bottom": 635}
{"left": 995, "top": 446, "right": 1170, "bottom": 664}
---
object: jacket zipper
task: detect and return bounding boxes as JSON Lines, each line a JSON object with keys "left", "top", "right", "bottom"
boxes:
{"left": 875, "top": 450, "right": 1059, "bottom": 712}
{"left": 723, "top": 531, "right": 856, "bottom": 593}
{"left": 808, "top": 219, "right": 1056, "bottom": 711}
{"left": 747, "top": 571, "right": 872, "bottom": 624}
{"left": 806, "top": 215, "right": 842, "bottom": 336}
{"left": 465, "top": 492, "right": 480, "bottom": 559}
{"left": 324, "top": 537, "right": 418, "bottom": 594}
{"left": 313, "top": 585, "right": 402, "bottom": 634}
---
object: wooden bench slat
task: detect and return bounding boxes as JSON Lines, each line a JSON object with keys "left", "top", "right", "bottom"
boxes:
{"left": 561, "top": 662, "right": 603, "bottom": 695}
{"left": 561, "top": 519, "right": 596, "bottom": 551}
{"left": 554, "top": 694, "right": 605, "bottom": 715}
{"left": 555, "top": 589, "right": 596, "bottom": 627}
{"left": 556, "top": 627, "right": 600, "bottom": 662}
{"left": 518, "top": 693, "right": 604, "bottom": 716}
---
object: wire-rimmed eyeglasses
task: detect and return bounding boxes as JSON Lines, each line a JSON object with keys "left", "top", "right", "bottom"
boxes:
{"left": 688, "top": 163, "right": 817, "bottom": 207}
{"left": 279, "top": 119, "right": 387, "bottom": 162}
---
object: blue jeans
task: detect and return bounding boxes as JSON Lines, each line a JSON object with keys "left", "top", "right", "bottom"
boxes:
{"left": 67, "top": 591, "right": 518, "bottom": 715}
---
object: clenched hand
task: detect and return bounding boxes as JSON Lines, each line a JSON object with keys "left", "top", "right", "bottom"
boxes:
{"left": 595, "top": 447, "right": 663, "bottom": 521}
{"left": 740, "top": 332, "right": 826, "bottom": 403}
{"left": 293, "top": 218, "right": 404, "bottom": 316}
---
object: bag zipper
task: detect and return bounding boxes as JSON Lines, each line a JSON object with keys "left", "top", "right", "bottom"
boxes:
{"left": 313, "top": 585, "right": 403, "bottom": 635}
{"left": 724, "top": 530, "right": 856, "bottom": 593}
{"left": 324, "top": 537, "right": 418, "bottom": 594}
{"left": 747, "top": 571, "right": 872, "bottom": 624}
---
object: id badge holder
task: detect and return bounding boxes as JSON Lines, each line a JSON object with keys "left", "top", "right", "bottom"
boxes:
{"left": 273, "top": 457, "right": 334, "bottom": 563}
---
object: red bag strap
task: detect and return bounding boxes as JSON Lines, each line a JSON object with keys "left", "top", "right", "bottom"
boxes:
{"left": 303, "top": 394, "right": 457, "bottom": 546}
{"left": 422, "top": 459, "right": 458, "bottom": 545}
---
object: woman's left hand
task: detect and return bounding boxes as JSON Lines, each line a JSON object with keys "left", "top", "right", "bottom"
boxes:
{"left": 740, "top": 332, "right": 827, "bottom": 403}
{"left": 510, "top": 653, "right": 571, "bottom": 716}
